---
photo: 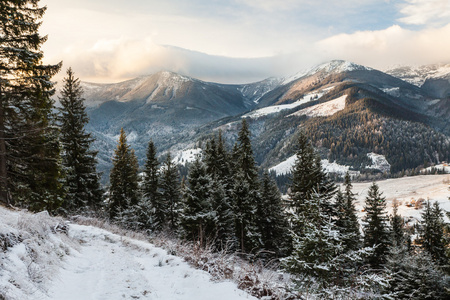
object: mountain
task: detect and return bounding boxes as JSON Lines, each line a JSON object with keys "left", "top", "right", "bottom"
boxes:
{"left": 386, "top": 63, "right": 450, "bottom": 98}
{"left": 83, "top": 61, "right": 450, "bottom": 183}
{"left": 83, "top": 71, "right": 283, "bottom": 179}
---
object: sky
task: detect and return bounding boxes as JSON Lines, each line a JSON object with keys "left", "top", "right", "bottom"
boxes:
{"left": 39, "top": 0, "right": 450, "bottom": 83}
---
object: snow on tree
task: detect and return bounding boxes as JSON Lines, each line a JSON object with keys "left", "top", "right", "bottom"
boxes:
{"left": 232, "top": 119, "right": 262, "bottom": 253}
{"left": 363, "top": 182, "right": 391, "bottom": 269}
{"left": 419, "top": 200, "right": 448, "bottom": 266}
{"left": 160, "top": 152, "right": 181, "bottom": 230}
{"left": 180, "top": 157, "right": 215, "bottom": 246}
{"left": 108, "top": 128, "right": 140, "bottom": 220}
{"left": 58, "top": 68, "right": 103, "bottom": 213}
{"left": 257, "top": 172, "right": 290, "bottom": 257}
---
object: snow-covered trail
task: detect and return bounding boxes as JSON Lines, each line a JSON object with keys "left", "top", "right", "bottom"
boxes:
{"left": 44, "top": 224, "right": 256, "bottom": 300}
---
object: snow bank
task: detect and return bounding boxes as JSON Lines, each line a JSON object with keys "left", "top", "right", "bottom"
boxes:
{"left": 288, "top": 95, "right": 346, "bottom": 118}
{"left": 421, "top": 163, "right": 450, "bottom": 174}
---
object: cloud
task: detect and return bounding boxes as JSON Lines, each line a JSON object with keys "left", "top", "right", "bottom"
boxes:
{"left": 399, "top": 0, "right": 450, "bottom": 26}
{"left": 317, "top": 23, "right": 450, "bottom": 68}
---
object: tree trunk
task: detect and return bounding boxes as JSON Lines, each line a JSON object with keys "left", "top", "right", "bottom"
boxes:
{"left": 0, "top": 99, "right": 9, "bottom": 205}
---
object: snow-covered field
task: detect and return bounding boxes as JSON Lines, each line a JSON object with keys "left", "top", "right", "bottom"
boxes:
{"left": 0, "top": 207, "right": 256, "bottom": 300}
{"left": 348, "top": 174, "right": 450, "bottom": 222}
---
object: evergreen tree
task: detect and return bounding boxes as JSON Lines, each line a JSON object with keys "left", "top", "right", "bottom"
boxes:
{"left": 232, "top": 119, "right": 261, "bottom": 253}
{"left": 58, "top": 68, "right": 102, "bottom": 213}
{"left": 257, "top": 172, "right": 290, "bottom": 257}
{"left": 391, "top": 200, "right": 406, "bottom": 247}
{"left": 160, "top": 152, "right": 181, "bottom": 230}
{"left": 0, "top": 0, "right": 63, "bottom": 211}
{"left": 336, "top": 172, "right": 361, "bottom": 251}
{"left": 142, "top": 140, "right": 164, "bottom": 230}
{"left": 209, "top": 177, "right": 236, "bottom": 251}
{"left": 181, "top": 157, "right": 215, "bottom": 246}
{"left": 419, "top": 201, "right": 447, "bottom": 266}
{"left": 109, "top": 128, "right": 139, "bottom": 219}
{"left": 385, "top": 249, "right": 450, "bottom": 299}
{"left": 363, "top": 183, "right": 391, "bottom": 268}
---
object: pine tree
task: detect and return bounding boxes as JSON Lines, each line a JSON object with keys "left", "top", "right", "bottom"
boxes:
{"left": 336, "top": 172, "right": 361, "bottom": 251}
{"left": 232, "top": 119, "right": 261, "bottom": 253}
{"left": 419, "top": 201, "right": 447, "bottom": 266}
{"left": 142, "top": 140, "right": 164, "bottom": 230}
{"left": 391, "top": 199, "right": 406, "bottom": 247}
{"left": 109, "top": 128, "right": 139, "bottom": 220}
{"left": 363, "top": 183, "right": 391, "bottom": 268}
{"left": 160, "top": 152, "right": 181, "bottom": 230}
{"left": 257, "top": 172, "right": 290, "bottom": 257}
{"left": 181, "top": 157, "right": 215, "bottom": 246}
{"left": 0, "top": 0, "right": 63, "bottom": 211}
{"left": 58, "top": 68, "right": 102, "bottom": 213}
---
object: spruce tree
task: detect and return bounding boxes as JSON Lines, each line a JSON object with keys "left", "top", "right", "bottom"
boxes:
{"left": 419, "top": 201, "right": 447, "bottom": 266}
{"left": 257, "top": 172, "right": 290, "bottom": 257}
{"left": 181, "top": 157, "right": 215, "bottom": 246}
{"left": 142, "top": 140, "right": 164, "bottom": 230}
{"left": 391, "top": 200, "right": 406, "bottom": 247}
{"left": 232, "top": 119, "right": 261, "bottom": 253}
{"left": 109, "top": 128, "right": 139, "bottom": 220}
{"left": 160, "top": 152, "right": 181, "bottom": 230}
{"left": 363, "top": 183, "right": 391, "bottom": 268}
{"left": 58, "top": 68, "right": 102, "bottom": 213}
{"left": 336, "top": 172, "right": 361, "bottom": 251}
{"left": 0, "top": 0, "right": 63, "bottom": 211}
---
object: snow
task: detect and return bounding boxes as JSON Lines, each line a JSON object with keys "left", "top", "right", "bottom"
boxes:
{"left": 288, "top": 95, "right": 347, "bottom": 118}
{"left": 0, "top": 206, "right": 257, "bottom": 300}
{"left": 243, "top": 87, "right": 333, "bottom": 119}
{"left": 421, "top": 163, "right": 450, "bottom": 174}
{"left": 366, "top": 153, "right": 391, "bottom": 173}
{"left": 348, "top": 174, "right": 450, "bottom": 223}
{"left": 268, "top": 155, "right": 359, "bottom": 177}
{"left": 282, "top": 60, "right": 371, "bottom": 85}
{"left": 172, "top": 148, "right": 203, "bottom": 165}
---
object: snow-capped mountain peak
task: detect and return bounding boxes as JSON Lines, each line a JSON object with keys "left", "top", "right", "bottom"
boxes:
{"left": 282, "top": 60, "right": 372, "bottom": 85}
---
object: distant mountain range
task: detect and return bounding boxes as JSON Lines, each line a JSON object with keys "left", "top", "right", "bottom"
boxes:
{"left": 81, "top": 60, "right": 450, "bottom": 182}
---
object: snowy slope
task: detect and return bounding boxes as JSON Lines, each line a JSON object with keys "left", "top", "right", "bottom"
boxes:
{"left": 385, "top": 64, "right": 450, "bottom": 87}
{"left": 243, "top": 87, "right": 333, "bottom": 119}
{"left": 269, "top": 155, "right": 359, "bottom": 177}
{"left": 172, "top": 148, "right": 203, "bottom": 165}
{"left": 0, "top": 207, "right": 257, "bottom": 300}
{"left": 288, "top": 95, "right": 347, "bottom": 118}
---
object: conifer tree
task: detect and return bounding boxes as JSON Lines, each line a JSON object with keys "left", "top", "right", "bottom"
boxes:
{"left": 160, "top": 152, "right": 181, "bottom": 230}
{"left": 58, "top": 68, "right": 102, "bottom": 213}
{"left": 363, "top": 183, "right": 391, "bottom": 268}
{"left": 142, "top": 140, "right": 164, "bottom": 230}
{"left": 181, "top": 157, "right": 215, "bottom": 246}
{"left": 257, "top": 172, "right": 290, "bottom": 257}
{"left": 391, "top": 200, "right": 406, "bottom": 247}
{"left": 109, "top": 128, "right": 139, "bottom": 219}
{"left": 232, "top": 119, "right": 261, "bottom": 253}
{"left": 419, "top": 201, "right": 447, "bottom": 266}
{"left": 0, "top": 0, "right": 63, "bottom": 211}
{"left": 336, "top": 172, "right": 361, "bottom": 251}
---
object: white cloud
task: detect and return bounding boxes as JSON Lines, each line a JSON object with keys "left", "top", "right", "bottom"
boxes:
{"left": 399, "top": 0, "right": 450, "bottom": 26}
{"left": 316, "top": 23, "right": 450, "bottom": 69}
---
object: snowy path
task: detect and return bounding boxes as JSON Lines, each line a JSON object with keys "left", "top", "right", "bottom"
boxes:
{"left": 43, "top": 224, "right": 256, "bottom": 300}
